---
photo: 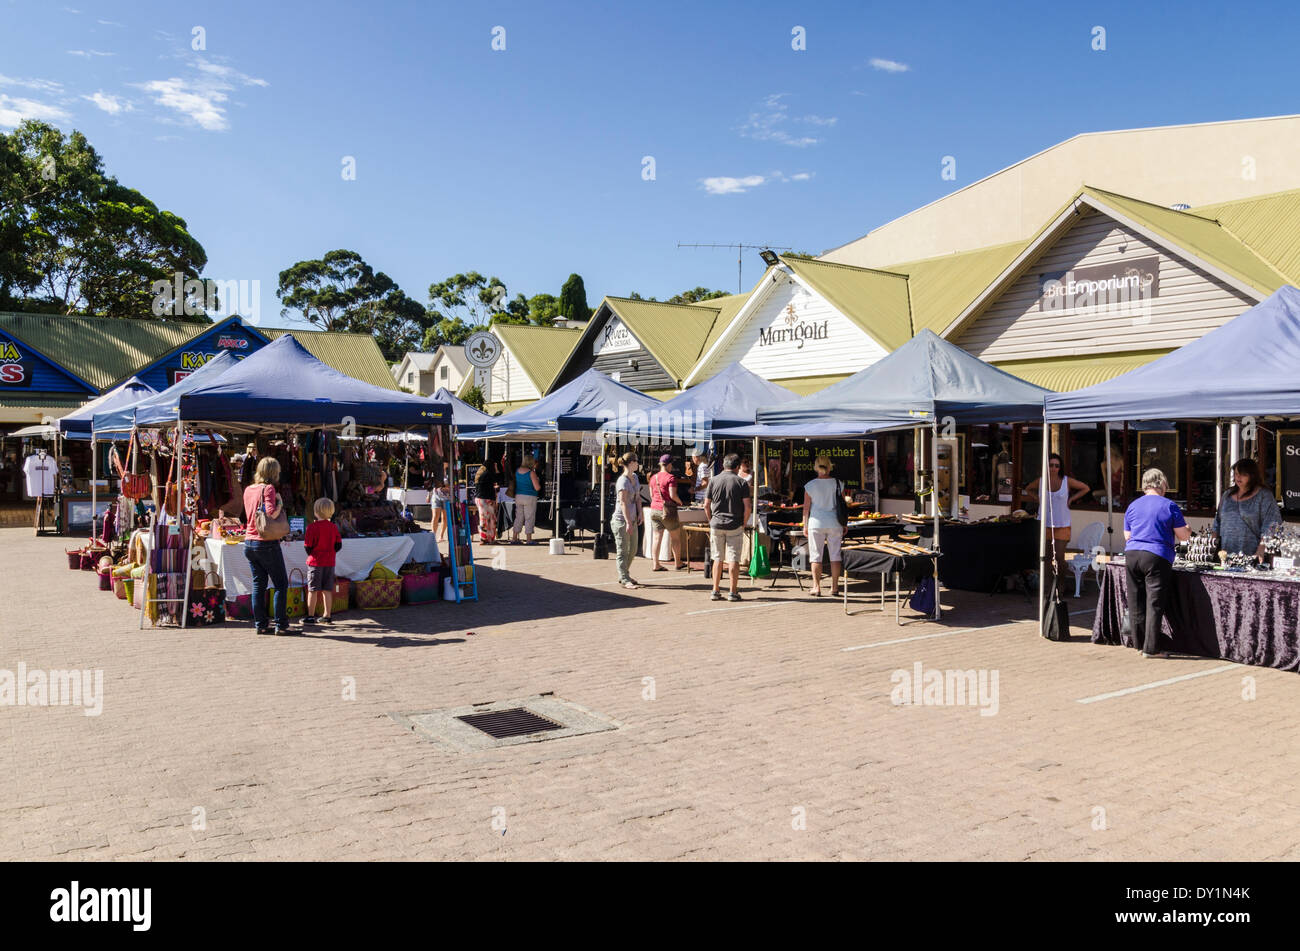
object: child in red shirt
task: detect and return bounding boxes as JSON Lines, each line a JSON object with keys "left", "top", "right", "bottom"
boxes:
{"left": 303, "top": 497, "right": 343, "bottom": 625}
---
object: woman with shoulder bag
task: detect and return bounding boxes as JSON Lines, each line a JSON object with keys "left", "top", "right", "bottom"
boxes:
{"left": 649, "top": 454, "right": 686, "bottom": 571}
{"left": 243, "top": 456, "right": 294, "bottom": 636}
{"left": 801, "top": 455, "right": 845, "bottom": 598}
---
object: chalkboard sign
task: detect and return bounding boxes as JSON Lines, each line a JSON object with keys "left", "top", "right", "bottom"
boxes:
{"left": 790, "top": 441, "right": 865, "bottom": 494}
{"left": 1277, "top": 430, "right": 1300, "bottom": 513}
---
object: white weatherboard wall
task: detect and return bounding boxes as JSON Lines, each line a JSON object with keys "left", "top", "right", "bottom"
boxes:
{"left": 701, "top": 275, "right": 890, "bottom": 381}
{"left": 485, "top": 344, "right": 539, "bottom": 404}
{"left": 953, "top": 208, "right": 1259, "bottom": 361}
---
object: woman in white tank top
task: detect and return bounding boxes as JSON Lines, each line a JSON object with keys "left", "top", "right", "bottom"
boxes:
{"left": 1026, "top": 453, "right": 1092, "bottom": 595}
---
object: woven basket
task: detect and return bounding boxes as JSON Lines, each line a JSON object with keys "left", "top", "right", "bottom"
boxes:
{"left": 354, "top": 577, "right": 401, "bottom": 610}
{"left": 400, "top": 570, "right": 441, "bottom": 604}
{"left": 97, "top": 569, "right": 113, "bottom": 591}
{"left": 66, "top": 550, "right": 82, "bottom": 570}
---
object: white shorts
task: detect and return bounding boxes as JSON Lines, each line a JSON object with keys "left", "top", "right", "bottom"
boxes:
{"left": 709, "top": 528, "right": 744, "bottom": 563}
{"left": 808, "top": 526, "right": 844, "bottom": 563}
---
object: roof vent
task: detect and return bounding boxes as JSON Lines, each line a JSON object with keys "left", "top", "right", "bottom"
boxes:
{"left": 1170, "top": 202, "right": 1191, "bottom": 211}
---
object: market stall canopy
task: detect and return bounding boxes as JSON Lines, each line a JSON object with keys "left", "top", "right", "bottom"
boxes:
{"left": 475, "top": 368, "right": 660, "bottom": 440}
{"left": 432, "top": 386, "right": 491, "bottom": 433}
{"left": 58, "top": 377, "right": 156, "bottom": 438}
{"left": 177, "top": 335, "right": 452, "bottom": 432}
{"left": 1044, "top": 285, "right": 1300, "bottom": 423}
{"left": 713, "top": 420, "right": 902, "bottom": 440}
{"left": 609, "top": 362, "right": 799, "bottom": 443}
{"left": 93, "top": 352, "right": 237, "bottom": 435}
{"left": 755, "top": 329, "right": 1051, "bottom": 428}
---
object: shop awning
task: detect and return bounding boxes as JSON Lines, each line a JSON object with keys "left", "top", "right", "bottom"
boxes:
{"left": 58, "top": 377, "right": 156, "bottom": 438}
{"left": 756, "top": 329, "right": 1051, "bottom": 428}
{"left": 991, "top": 352, "right": 1170, "bottom": 393}
{"left": 1045, "top": 285, "right": 1300, "bottom": 423}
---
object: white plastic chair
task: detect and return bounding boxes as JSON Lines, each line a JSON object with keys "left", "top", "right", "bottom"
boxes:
{"left": 1070, "top": 521, "right": 1106, "bottom": 597}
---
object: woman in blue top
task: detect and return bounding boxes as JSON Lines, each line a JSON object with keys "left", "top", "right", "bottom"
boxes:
{"left": 1123, "top": 468, "right": 1192, "bottom": 658}
{"left": 510, "top": 453, "right": 542, "bottom": 545}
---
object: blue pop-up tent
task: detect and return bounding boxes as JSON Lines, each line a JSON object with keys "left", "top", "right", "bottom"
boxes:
{"left": 477, "top": 368, "right": 660, "bottom": 440}
{"left": 432, "top": 387, "right": 491, "bottom": 433}
{"left": 178, "top": 335, "right": 451, "bottom": 431}
{"left": 1045, "top": 285, "right": 1300, "bottom": 423}
{"left": 608, "top": 362, "right": 798, "bottom": 443}
{"left": 93, "top": 351, "right": 239, "bottom": 435}
{"left": 755, "top": 329, "right": 1051, "bottom": 428}
{"left": 59, "top": 377, "right": 156, "bottom": 439}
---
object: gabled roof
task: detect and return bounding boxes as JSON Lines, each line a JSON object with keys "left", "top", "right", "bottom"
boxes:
{"left": 936, "top": 185, "right": 1294, "bottom": 340}
{"left": 0, "top": 312, "right": 201, "bottom": 391}
{"left": 690, "top": 292, "right": 750, "bottom": 357}
{"left": 434, "top": 345, "right": 471, "bottom": 374}
{"left": 1189, "top": 187, "right": 1300, "bottom": 286}
{"left": 779, "top": 255, "right": 914, "bottom": 350}
{"left": 491, "top": 323, "right": 583, "bottom": 395}
{"left": 599, "top": 297, "right": 724, "bottom": 385}
{"left": 877, "top": 240, "right": 1029, "bottom": 335}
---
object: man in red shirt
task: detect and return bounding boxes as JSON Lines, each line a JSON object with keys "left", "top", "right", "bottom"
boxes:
{"left": 303, "top": 497, "right": 343, "bottom": 626}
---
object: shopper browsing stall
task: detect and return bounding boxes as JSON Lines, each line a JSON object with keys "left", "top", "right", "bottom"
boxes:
{"left": 1210, "top": 459, "right": 1282, "bottom": 558}
{"left": 474, "top": 464, "right": 498, "bottom": 543}
{"left": 610, "top": 452, "right": 642, "bottom": 589}
{"left": 1123, "top": 468, "right": 1192, "bottom": 659}
{"left": 243, "top": 456, "right": 293, "bottom": 636}
{"left": 801, "top": 454, "right": 844, "bottom": 598}
{"left": 511, "top": 453, "right": 542, "bottom": 545}
{"left": 302, "top": 497, "right": 342, "bottom": 627}
{"left": 648, "top": 454, "right": 685, "bottom": 572}
{"left": 705, "top": 454, "right": 751, "bottom": 603}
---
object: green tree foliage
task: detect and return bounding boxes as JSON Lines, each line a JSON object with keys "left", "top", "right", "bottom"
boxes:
{"left": 276, "top": 249, "right": 425, "bottom": 360}
{"left": 462, "top": 384, "right": 486, "bottom": 411}
{"left": 558, "top": 273, "right": 591, "bottom": 322}
{"left": 0, "top": 120, "right": 208, "bottom": 318}
{"left": 667, "top": 287, "right": 728, "bottom": 304}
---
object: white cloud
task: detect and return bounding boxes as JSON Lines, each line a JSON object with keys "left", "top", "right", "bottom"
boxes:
{"left": 136, "top": 58, "right": 268, "bottom": 131}
{"left": 791, "top": 172, "right": 813, "bottom": 181}
{"left": 870, "top": 57, "right": 910, "bottom": 73}
{"left": 702, "top": 175, "right": 766, "bottom": 195}
{"left": 97, "top": 18, "right": 125, "bottom": 27}
{"left": 67, "top": 49, "right": 115, "bottom": 57}
{"left": 739, "top": 93, "right": 835, "bottom": 147}
{"left": 0, "top": 74, "right": 64, "bottom": 94}
{"left": 0, "top": 94, "right": 72, "bottom": 128}
{"left": 84, "top": 91, "right": 131, "bottom": 114}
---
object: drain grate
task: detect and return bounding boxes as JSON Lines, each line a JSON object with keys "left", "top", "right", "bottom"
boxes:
{"left": 457, "top": 707, "right": 564, "bottom": 739}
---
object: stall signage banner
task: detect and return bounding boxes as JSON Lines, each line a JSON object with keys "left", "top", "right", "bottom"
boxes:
{"left": 1278, "top": 431, "right": 1300, "bottom": 513}
{"left": 790, "top": 441, "right": 862, "bottom": 492}
{"left": 0, "top": 339, "right": 31, "bottom": 387}
{"left": 579, "top": 432, "right": 602, "bottom": 456}
{"left": 593, "top": 318, "right": 638, "bottom": 356}
{"left": 1038, "top": 256, "right": 1160, "bottom": 312}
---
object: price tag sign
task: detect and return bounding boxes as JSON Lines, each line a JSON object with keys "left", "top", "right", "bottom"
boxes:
{"left": 1274, "top": 556, "right": 1295, "bottom": 571}
{"left": 290, "top": 517, "right": 306, "bottom": 535}
{"left": 580, "top": 432, "right": 602, "bottom": 456}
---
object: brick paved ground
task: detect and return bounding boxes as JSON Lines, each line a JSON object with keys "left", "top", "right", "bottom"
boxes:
{"left": 2, "top": 526, "right": 1298, "bottom": 861}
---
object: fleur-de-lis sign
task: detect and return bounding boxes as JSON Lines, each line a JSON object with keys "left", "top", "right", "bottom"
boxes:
{"left": 472, "top": 339, "right": 495, "bottom": 362}
{"left": 783, "top": 303, "right": 799, "bottom": 327}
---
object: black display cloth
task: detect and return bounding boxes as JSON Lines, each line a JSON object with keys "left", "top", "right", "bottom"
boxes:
{"left": 936, "top": 519, "right": 1039, "bottom": 592}
{"left": 793, "top": 544, "right": 935, "bottom": 582}
{"left": 1092, "top": 561, "right": 1300, "bottom": 671}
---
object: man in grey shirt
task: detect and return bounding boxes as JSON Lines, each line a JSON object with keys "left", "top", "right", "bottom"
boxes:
{"left": 705, "top": 453, "right": 752, "bottom": 602}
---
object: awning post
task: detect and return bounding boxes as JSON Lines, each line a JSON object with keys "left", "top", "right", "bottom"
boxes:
{"left": 1104, "top": 422, "right": 1113, "bottom": 553}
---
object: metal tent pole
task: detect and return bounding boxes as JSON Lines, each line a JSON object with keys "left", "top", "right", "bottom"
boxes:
{"left": 931, "top": 418, "right": 941, "bottom": 620}
{"left": 1215, "top": 421, "right": 1223, "bottom": 504}
{"left": 91, "top": 433, "right": 98, "bottom": 540}
{"left": 1037, "top": 418, "right": 1050, "bottom": 634}
{"left": 554, "top": 430, "right": 561, "bottom": 539}
{"left": 1104, "top": 423, "right": 1114, "bottom": 553}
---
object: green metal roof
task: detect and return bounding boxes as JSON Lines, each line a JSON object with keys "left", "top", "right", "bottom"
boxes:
{"left": 779, "top": 255, "right": 914, "bottom": 350}
{"left": 1084, "top": 186, "right": 1292, "bottom": 297}
{"left": 0, "top": 312, "right": 200, "bottom": 391}
{"left": 991, "top": 350, "right": 1170, "bottom": 392}
{"left": 261, "top": 328, "right": 398, "bottom": 389}
{"left": 491, "top": 323, "right": 583, "bottom": 394}
{"left": 878, "top": 240, "right": 1030, "bottom": 336}
{"left": 690, "top": 292, "right": 750, "bottom": 359}
{"left": 601, "top": 297, "right": 722, "bottom": 386}
{"left": 1194, "top": 187, "right": 1300, "bottom": 286}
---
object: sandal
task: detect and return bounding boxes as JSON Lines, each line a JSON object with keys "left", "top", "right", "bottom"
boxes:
{"left": 652, "top": 566, "right": 668, "bottom": 572}
{"left": 809, "top": 590, "right": 821, "bottom": 598}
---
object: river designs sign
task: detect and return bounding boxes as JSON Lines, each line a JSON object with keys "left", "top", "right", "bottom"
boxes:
{"left": 757, "top": 304, "right": 828, "bottom": 350}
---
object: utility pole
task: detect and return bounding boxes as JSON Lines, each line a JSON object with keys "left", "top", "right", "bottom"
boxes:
{"left": 677, "top": 242, "right": 793, "bottom": 294}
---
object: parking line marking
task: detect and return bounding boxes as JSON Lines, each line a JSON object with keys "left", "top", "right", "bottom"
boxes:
{"left": 1076, "top": 664, "right": 1241, "bottom": 704}
{"left": 840, "top": 622, "right": 1019, "bottom": 652}
{"left": 685, "top": 602, "right": 799, "bottom": 616}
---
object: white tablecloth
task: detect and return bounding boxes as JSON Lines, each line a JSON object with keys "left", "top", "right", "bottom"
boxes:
{"left": 643, "top": 507, "right": 708, "bottom": 558}
{"left": 203, "top": 532, "right": 438, "bottom": 597}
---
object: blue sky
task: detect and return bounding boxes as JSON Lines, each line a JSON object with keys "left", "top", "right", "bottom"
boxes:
{"left": 3, "top": 0, "right": 1299, "bottom": 331}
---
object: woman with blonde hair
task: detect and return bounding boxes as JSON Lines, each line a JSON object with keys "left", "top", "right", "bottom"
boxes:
{"left": 801, "top": 454, "right": 845, "bottom": 597}
{"left": 610, "top": 451, "right": 643, "bottom": 588}
{"left": 242, "top": 455, "right": 293, "bottom": 636}
{"left": 511, "top": 452, "right": 542, "bottom": 544}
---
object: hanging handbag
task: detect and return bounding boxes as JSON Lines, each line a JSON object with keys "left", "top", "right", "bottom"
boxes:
{"left": 117, "top": 432, "right": 152, "bottom": 500}
{"left": 185, "top": 570, "right": 227, "bottom": 626}
{"left": 254, "top": 485, "right": 290, "bottom": 541}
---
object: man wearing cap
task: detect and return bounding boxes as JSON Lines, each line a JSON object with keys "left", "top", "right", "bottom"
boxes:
{"left": 648, "top": 454, "right": 686, "bottom": 571}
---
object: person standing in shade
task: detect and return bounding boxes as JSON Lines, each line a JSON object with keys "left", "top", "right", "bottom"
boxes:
{"left": 648, "top": 454, "right": 686, "bottom": 571}
{"left": 243, "top": 456, "right": 293, "bottom": 636}
{"left": 1025, "top": 452, "right": 1091, "bottom": 594}
{"left": 1123, "top": 468, "right": 1191, "bottom": 659}
{"left": 801, "top": 454, "right": 845, "bottom": 598}
{"left": 610, "top": 452, "right": 643, "bottom": 589}
{"left": 1210, "top": 458, "right": 1282, "bottom": 558}
{"left": 705, "top": 453, "right": 752, "bottom": 602}
{"left": 474, "top": 464, "right": 499, "bottom": 543}
{"left": 691, "top": 452, "right": 712, "bottom": 504}
{"left": 511, "top": 453, "right": 542, "bottom": 544}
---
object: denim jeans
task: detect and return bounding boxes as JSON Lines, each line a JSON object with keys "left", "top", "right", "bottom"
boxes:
{"left": 610, "top": 517, "right": 636, "bottom": 583}
{"left": 245, "top": 539, "right": 289, "bottom": 630}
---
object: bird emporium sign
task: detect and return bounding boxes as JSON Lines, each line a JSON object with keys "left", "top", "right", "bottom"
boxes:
{"left": 757, "top": 304, "right": 829, "bottom": 350}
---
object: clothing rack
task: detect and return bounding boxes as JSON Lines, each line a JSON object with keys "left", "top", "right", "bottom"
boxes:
{"left": 444, "top": 499, "right": 478, "bottom": 602}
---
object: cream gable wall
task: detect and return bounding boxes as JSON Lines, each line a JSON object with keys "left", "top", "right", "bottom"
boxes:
{"left": 485, "top": 343, "right": 539, "bottom": 404}
{"left": 696, "top": 273, "right": 890, "bottom": 382}
{"left": 952, "top": 208, "right": 1258, "bottom": 361}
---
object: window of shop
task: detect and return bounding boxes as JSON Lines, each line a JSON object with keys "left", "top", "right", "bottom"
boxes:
{"left": 879, "top": 430, "right": 914, "bottom": 499}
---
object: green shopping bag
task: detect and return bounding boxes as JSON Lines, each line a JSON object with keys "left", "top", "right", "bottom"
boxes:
{"left": 748, "top": 538, "right": 771, "bottom": 578}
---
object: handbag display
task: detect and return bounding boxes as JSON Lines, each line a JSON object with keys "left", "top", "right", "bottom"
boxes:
{"left": 284, "top": 568, "right": 308, "bottom": 619}
{"left": 116, "top": 433, "right": 153, "bottom": 501}
{"left": 186, "top": 571, "right": 227, "bottom": 626}
{"left": 354, "top": 577, "right": 402, "bottom": 610}
{"left": 400, "top": 567, "right": 442, "bottom": 604}
{"left": 254, "top": 485, "right": 290, "bottom": 540}
{"left": 834, "top": 479, "right": 849, "bottom": 528}
{"left": 747, "top": 538, "right": 771, "bottom": 578}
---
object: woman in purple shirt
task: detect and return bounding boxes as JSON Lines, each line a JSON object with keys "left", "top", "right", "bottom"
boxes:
{"left": 1123, "top": 468, "right": 1192, "bottom": 658}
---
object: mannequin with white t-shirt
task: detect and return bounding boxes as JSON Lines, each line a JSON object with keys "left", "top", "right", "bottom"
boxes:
{"left": 24, "top": 449, "right": 57, "bottom": 534}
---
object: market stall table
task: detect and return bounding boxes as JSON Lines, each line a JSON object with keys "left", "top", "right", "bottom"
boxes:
{"left": 935, "top": 519, "right": 1039, "bottom": 592}
{"left": 1093, "top": 559, "right": 1300, "bottom": 671}
{"left": 643, "top": 506, "right": 707, "bottom": 559}
{"left": 201, "top": 532, "right": 438, "bottom": 598}
{"left": 792, "top": 542, "right": 937, "bottom": 623}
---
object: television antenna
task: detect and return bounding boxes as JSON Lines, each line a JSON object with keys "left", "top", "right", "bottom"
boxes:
{"left": 677, "top": 242, "right": 793, "bottom": 294}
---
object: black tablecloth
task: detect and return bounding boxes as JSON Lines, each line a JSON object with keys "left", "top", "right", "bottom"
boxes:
{"left": 793, "top": 544, "right": 935, "bottom": 582}
{"left": 1093, "top": 561, "right": 1300, "bottom": 671}
{"left": 936, "top": 520, "right": 1039, "bottom": 592}
{"left": 560, "top": 506, "right": 603, "bottom": 535}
